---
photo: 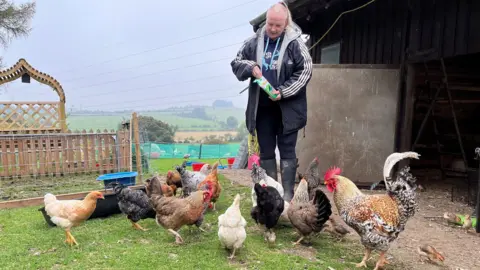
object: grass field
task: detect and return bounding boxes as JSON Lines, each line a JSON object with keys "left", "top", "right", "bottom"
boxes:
{"left": 67, "top": 107, "right": 245, "bottom": 132}
{"left": 0, "top": 175, "right": 371, "bottom": 270}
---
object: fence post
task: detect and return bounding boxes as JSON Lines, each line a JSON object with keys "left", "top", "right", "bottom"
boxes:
{"left": 199, "top": 143, "right": 203, "bottom": 159}
{"left": 132, "top": 112, "right": 142, "bottom": 183}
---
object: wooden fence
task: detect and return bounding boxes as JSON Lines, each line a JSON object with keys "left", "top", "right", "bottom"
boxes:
{"left": 0, "top": 129, "right": 131, "bottom": 178}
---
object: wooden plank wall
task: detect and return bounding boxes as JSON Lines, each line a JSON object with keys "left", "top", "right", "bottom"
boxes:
{"left": 303, "top": 0, "right": 480, "bottom": 64}
{"left": 0, "top": 129, "right": 131, "bottom": 179}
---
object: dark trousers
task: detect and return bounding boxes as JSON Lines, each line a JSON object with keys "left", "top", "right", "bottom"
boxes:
{"left": 255, "top": 104, "right": 298, "bottom": 160}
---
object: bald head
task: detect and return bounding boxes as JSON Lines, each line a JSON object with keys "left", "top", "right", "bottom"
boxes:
{"left": 265, "top": 2, "right": 290, "bottom": 39}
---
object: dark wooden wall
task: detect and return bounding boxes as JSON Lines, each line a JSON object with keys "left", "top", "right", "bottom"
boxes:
{"left": 301, "top": 0, "right": 480, "bottom": 64}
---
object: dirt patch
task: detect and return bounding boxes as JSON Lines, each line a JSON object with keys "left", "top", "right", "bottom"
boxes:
{"left": 219, "top": 169, "right": 480, "bottom": 270}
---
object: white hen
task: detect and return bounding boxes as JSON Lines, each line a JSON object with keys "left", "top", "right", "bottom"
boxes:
{"left": 218, "top": 194, "right": 247, "bottom": 259}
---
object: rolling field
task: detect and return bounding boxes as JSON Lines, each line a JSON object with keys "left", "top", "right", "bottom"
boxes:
{"left": 67, "top": 107, "right": 244, "bottom": 132}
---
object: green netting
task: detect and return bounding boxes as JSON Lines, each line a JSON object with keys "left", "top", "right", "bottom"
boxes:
{"left": 141, "top": 143, "right": 240, "bottom": 159}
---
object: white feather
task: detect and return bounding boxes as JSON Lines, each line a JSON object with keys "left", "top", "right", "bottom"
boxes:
{"left": 382, "top": 151, "right": 421, "bottom": 188}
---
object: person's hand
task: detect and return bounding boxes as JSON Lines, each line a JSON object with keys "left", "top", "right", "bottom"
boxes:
{"left": 252, "top": 66, "right": 262, "bottom": 79}
{"left": 270, "top": 89, "right": 281, "bottom": 101}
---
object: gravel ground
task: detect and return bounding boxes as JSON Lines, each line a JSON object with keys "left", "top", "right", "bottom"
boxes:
{"left": 220, "top": 169, "right": 480, "bottom": 270}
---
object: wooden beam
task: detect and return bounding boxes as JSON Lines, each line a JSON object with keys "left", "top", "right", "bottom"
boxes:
{"left": 0, "top": 185, "right": 145, "bottom": 210}
{"left": 132, "top": 112, "right": 143, "bottom": 183}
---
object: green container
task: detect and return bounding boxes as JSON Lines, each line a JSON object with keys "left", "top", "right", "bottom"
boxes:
{"left": 254, "top": 76, "right": 279, "bottom": 99}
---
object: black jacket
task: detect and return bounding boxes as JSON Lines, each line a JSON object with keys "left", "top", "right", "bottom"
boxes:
{"left": 230, "top": 22, "right": 313, "bottom": 135}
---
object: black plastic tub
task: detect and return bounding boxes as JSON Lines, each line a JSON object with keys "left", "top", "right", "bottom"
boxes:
{"left": 39, "top": 190, "right": 128, "bottom": 227}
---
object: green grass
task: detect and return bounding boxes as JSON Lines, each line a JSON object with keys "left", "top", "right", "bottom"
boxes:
{"left": 0, "top": 159, "right": 222, "bottom": 201}
{"left": 0, "top": 175, "right": 372, "bottom": 270}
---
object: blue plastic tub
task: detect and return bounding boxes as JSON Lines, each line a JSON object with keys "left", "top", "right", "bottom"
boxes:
{"left": 97, "top": 171, "right": 138, "bottom": 188}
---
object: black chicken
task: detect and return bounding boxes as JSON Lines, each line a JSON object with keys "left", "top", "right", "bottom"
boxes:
{"left": 108, "top": 182, "right": 156, "bottom": 231}
{"left": 250, "top": 183, "right": 285, "bottom": 245}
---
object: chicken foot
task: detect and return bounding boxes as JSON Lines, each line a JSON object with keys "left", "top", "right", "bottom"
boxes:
{"left": 65, "top": 229, "right": 78, "bottom": 246}
{"left": 373, "top": 252, "right": 388, "bottom": 270}
{"left": 168, "top": 229, "right": 184, "bottom": 244}
{"left": 355, "top": 248, "right": 371, "bottom": 268}
{"left": 292, "top": 236, "right": 304, "bottom": 246}
{"left": 130, "top": 220, "right": 148, "bottom": 231}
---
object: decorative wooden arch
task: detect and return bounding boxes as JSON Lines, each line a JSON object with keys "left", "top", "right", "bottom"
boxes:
{"left": 0, "top": 58, "right": 67, "bottom": 133}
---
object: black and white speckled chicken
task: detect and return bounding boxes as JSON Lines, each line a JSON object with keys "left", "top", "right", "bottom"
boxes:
{"left": 108, "top": 182, "right": 156, "bottom": 231}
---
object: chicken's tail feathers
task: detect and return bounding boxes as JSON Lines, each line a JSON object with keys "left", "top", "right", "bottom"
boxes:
{"left": 313, "top": 189, "right": 333, "bottom": 227}
{"left": 44, "top": 193, "right": 57, "bottom": 206}
{"left": 383, "top": 151, "right": 420, "bottom": 180}
{"left": 210, "top": 161, "right": 219, "bottom": 177}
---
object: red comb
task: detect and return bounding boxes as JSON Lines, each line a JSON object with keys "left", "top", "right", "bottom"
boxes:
{"left": 324, "top": 166, "right": 341, "bottom": 182}
{"left": 261, "top": 184, "right": 267, "bottom": 188}
{"left": 167, "top": 171, "right": 172, "bottom": 177}
{"left": 314, "top": 157, "right": 319, "bottom": 163}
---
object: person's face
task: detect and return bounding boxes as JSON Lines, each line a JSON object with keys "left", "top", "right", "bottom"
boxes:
{"left": 265, "top": 11, "right": 287, "bottom": 39}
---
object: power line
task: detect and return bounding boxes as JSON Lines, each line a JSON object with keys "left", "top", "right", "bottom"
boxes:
{"left": 45, "top": 0, "right": 260, "bottom": 74}
{"left": 75, "top": 73, "right": 231, "bottom": 98}
{"left": 79, "top": 85, "right": 239, "bottom": 109}
{"left": 76, "top": 93, "right": 241, "bottom": 112}
{"left": 62, "top": 42, "right": 244, "bottom": 83}
{"left": 55, "top": 22, "right": 247, "bottom": 75}
{"left": 70, "top": 57, "right": 232, "bottom": 90}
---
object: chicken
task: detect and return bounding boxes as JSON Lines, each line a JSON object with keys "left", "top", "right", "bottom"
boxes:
{"left": 199, "top": 163, "right": 213, "bottom": 175}
{"left": 108, "top": 182, "right": 156, "bottom": 231}
{"left": 166, "top": 170, "right": 182, "bottom": 196}
{"left": 417, "top": 244, "right": 445, "bottom": 264}
{"left": 197, "top": 162, "right": 221, "bottom": 210}
{"left": 443, "top": 211, "right": 462, "bottom": 224}
{"left": 250, "top": 182, "right": 285, "bottom": 245}
{"left": 44, "top": 191, "right": 105, "bottom": 246}
{"left": 176, "top": 162, "right": 209, "bottom": 197}
{"left": 327, "top": 217, "right": 350, "bottom": 239}
{"left": 250, "top": 163, "right": 290, "bottom": 224}
{"left": 148, "top": 175, "right": 212, "bottom": 244}
{"left": 218, "top": 194, "right": 247, "bottom": 259}
{"left": 323, "top": 151, "right": 420, "bottom": 270}
{"left": 287, "top": 178, "right": 332, "bottom": 246}
{"left": 298, "top": 157, "right": 321, "bottom": 200}
{"left": 462, "top": 214, "right": 472, "bottom": 233}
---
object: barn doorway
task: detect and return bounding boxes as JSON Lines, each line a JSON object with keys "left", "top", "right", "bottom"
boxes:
{"left": 409, "top": 52, "right": 480, "bottom": 206}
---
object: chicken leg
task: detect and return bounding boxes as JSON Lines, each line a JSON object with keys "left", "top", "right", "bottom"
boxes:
{"left": 373, "top": 251, "right": 387, "bottom": 270}
{"left": 356, "top": 248, "right": 371, "bottom": 268}
{"left": 130, "top": 219, "right": 148, "bottom": 231}
{"left": 65, "top": 229, "right": 78, "bottom": 246}
{"left": 228, "top": 248, "right": 237, "bottom": 260}
{"left": 292, "top": 236, "right": 305, "bottom": 246}
{"left": 168, "top": 229, "right": 184, "bottom": 244}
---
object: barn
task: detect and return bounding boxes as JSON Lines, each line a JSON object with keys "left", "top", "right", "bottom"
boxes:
{"left": 250, "top": 0, "right": 480, "bottom": 207}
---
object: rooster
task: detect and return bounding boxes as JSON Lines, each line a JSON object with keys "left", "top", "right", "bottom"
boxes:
{"left": 43, "top": 191, "right": 104, "bottom": 246}
{"left": 250, "top": 163, "right": 289, "bottom": 224}
{"left": 323, "top": 151, "right": 420, "bottom": 270}
{"left": 287, "top": 178, "right": 332, "bottom": 246}
{"left": 297, "top": 157, "right": 321, "bottom": 200}
{"left": 197, "top": 162, "right": 221, "bottom": 210}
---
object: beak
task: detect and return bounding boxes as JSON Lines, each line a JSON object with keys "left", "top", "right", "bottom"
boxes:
{"left": 100, "top": 194, "right": 105, "bottom": 199}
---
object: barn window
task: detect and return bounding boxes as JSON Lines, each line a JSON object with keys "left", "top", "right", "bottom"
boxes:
{"left": 320, "top": 42, "right": 341, "bottom": 64}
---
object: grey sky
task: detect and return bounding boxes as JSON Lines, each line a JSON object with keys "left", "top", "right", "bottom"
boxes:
{"left": 0, "top": 0, "right": 280, "bottom": 111}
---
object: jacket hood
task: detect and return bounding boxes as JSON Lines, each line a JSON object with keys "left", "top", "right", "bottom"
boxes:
{"left": 255, "top": 20, "right": 303, "bottom": 43}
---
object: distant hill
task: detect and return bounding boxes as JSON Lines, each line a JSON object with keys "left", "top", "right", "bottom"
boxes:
{"left": 67, "top": 105, "right": 245, "bottom": 132}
